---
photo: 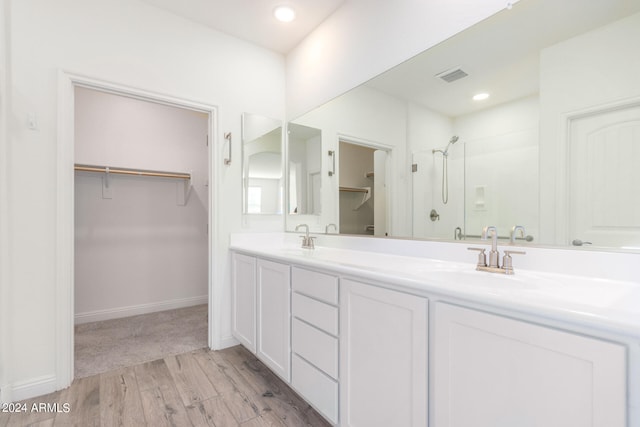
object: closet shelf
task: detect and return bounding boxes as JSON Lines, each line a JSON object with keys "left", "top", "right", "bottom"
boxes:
{"left": 74, "top": 164, "right": 191, "bottom": 180}
{"left": 339, "top": 186, "right": 369, "bottom": 193}
{"left": 74, "top": 164, "right": 192, "bottom": 206}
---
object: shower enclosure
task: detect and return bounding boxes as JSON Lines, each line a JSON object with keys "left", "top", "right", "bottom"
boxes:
{"left": 412, "top": 138, "right": 465, "bottom": 240}
{"left": 412, "top": 124, "right": 539, "bottom": 242}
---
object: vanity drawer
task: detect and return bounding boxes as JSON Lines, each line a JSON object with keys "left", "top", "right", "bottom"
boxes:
{"left": 292, "top": 354, "right": 338, "bottom": 424}
{"left": 292, "top": 292, "right": 338, "bottom": 336}
{"left": 292, "top": 318, "right": 338, "bottom": 379}
{"left": 292, "top": 267, "right": 338, "bottom": 305}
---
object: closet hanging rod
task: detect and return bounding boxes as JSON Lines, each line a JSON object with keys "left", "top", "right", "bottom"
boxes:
{"left": 74, "top": 164, "right": 191, "bottom": 180}
{"left": 339, "top": 186, "right": 369, "bottom": 193}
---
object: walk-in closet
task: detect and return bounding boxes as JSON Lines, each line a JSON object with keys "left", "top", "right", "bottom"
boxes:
{"left": 73, "top": 87, "right": 210, "bottom": 378}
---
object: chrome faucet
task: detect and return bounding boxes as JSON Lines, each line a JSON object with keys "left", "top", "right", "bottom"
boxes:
{"left": 295, "top": 224, "right": 315, "bottom": 249}
{"left": 510, "top": 225, "right": 526, "bottom": 244}
{"left": 325, "top": 223, "right": 337, "bottom": 234}
{"left": 468, "top": 225, "right": 526, "bottom": 275}
{"left": 481, "top": 226, "right": 500, "bottom": 268}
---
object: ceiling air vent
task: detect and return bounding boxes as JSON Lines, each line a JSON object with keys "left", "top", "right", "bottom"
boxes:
{"left": 435, "top": 67, "right": 468, "bottom": 83}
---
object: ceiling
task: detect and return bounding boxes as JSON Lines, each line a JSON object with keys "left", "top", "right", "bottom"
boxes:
{"left": 365, "top": 0, "right": 640, "bottom": 118}
{"left": 140, "top": 0, "right": 347, "bottom": 54}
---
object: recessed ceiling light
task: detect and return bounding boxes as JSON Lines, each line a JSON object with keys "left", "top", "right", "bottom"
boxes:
{"left": 473, "top": 93, "right": 490, "bottom": 101}
{"left": 274, "top": 6, "right": 296, "bottom": 23}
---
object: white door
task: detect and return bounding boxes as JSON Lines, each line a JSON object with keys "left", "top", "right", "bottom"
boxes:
{"left": 569, "top": 104, "right": 640, "bottom": 248}
{"left": 340, "top": 279, "right": 428, "bottom": 427}
{"left": 257, "top": 258, "right": 291, "bottom": 382}
{"left": 433, "top": 303, "right": 626, "bottom": 427}
{"left": 231, "top": 252, "right": 257, "bottom": 353}
{"left": 308, "top": 170, "right": 321, "bottom": 215}
{"left": 373, "top": 150, "right": 387, "bottom": 236}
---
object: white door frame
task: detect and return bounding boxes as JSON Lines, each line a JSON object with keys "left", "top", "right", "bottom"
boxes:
{"left": 56, "top": 71, "right": 219, "bottom": 389}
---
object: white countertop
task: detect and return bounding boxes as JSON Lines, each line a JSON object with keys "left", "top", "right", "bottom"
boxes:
{"left": 230, "top": 233, "right": 640, "bottom": 337}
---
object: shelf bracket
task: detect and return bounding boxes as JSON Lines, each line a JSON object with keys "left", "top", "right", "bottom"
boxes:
{"left": 102, "top": 167, "right": 113, "bottom": 199}
{"left": 176, "top": 174, "right": 192, "bottom": 206}
{"left": 353, "top": 187, "right": 371, "bottom": 210}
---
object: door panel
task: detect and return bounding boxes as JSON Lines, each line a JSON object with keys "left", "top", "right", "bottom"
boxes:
{"left": 570, "top": 104, "right": 640, "bottom": 248}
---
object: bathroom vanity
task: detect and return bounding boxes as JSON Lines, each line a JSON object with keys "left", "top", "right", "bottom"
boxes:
{"left": 230, "top": 233, "right": 639, "bottom": 427}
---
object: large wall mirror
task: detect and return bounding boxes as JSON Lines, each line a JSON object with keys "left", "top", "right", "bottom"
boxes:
{"left": 286, "top": 0, "right": 640, "bottom": 252}
{"left": 242, "top": 113, "right": 283, "bottom": 215}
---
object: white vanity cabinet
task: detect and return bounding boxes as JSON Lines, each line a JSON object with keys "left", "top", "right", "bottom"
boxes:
{"left": 231, "top": 253, "right": 292, "bottom": 381}
{"left": 231, "top": 244, "right": 634, "bottom": 427}
{"left": 433, "top": 303, "right": 627, "bottom": 427}
{"left": 340, "top": 279, "right": 428, "bottom": 427}
{"left": 290, "top": 267, "right": 340, "bottom": 424}
{"left": 256, "top": 258, "right": 291, "bottom": 382}
{"left": 231, "top": 252, "right": 257, "bottom": 352}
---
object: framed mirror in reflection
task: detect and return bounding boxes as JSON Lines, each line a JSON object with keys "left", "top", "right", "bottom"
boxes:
{"left": 286, "top": 0, "right": 640, "bottom": 252}
{"left": 241, "top": 113, "right": 283, "bottom": 215}
{"left": 287, "top": 123, "right": 322, "bottom": 215}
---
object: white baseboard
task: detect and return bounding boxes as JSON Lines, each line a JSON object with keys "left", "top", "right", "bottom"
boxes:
{"left": 218, "top": 335, "right": 240, "bottom": 350}
{"left": 74, "top": 295, "right": 208, "bottom": 324}
{"left": 0, "top": 383, "right": 9, "bottom": 404}
{"left": 2, "top": 374, "right": 57, "bottom": 403}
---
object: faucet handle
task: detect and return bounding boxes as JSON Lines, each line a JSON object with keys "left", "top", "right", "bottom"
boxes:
{"left": 502, "top": 250, "right": 526, "bottom": 274}
{"left": 467, "top": 247, "right": 487, "bottom": 268}
{"left": 300, "top": 235, "right": 316, "bottom": 249}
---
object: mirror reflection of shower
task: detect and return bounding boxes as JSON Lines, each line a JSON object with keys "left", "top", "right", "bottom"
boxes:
{"left": 432, "top": 136, "right": 459, "bottom": 204}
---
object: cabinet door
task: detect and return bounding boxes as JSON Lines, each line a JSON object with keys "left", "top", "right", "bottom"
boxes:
{"left": 257, "top": 259, "right": 291, "bottom": 382}
{"left": 231, "top": 252, "right": 256, "bottom": 353}
{"left": 340, "top": 279, "right": 428, "bottom": 427}
{"left": 434, "top": 303, "right": 626, "bottom": 427}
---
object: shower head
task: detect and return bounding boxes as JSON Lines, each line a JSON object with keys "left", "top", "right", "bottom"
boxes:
{"left": 432, "top": 136, "right": 459, "bottom": 156}
{"left": 442, "top": 136, "right": 459, "bottom": 156}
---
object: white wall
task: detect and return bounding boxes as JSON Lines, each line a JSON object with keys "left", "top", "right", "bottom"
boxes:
{"left": 291, "top": 85, "right": 410, "bottom": 236}
{"left": 74, "top": 87, "right": 209, "bottom": 323}
{"left": 539, "top": 12, "right": 640, "bottom": 245}
{"left": 285, "top": 0, "right": 510, "bottom": 119}
{"left": 455, "top": 95, "right": 539, "bottom": 240}
{"left": 0, "top": 0, "right": 11, "bottom": 404}
{"left": 3, "top": 0, "right": 284, "bottom": 402}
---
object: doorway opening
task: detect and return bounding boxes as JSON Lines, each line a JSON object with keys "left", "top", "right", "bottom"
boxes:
{"left": 338, "top": 139, "right": 389, "bottom": 236}
{"left": 72, "top": 86, "right": 211, "bottom": 378}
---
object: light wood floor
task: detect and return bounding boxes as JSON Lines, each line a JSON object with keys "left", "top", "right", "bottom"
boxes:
{"left": 1, "top": 346, "right": 331, "bottom": 427}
